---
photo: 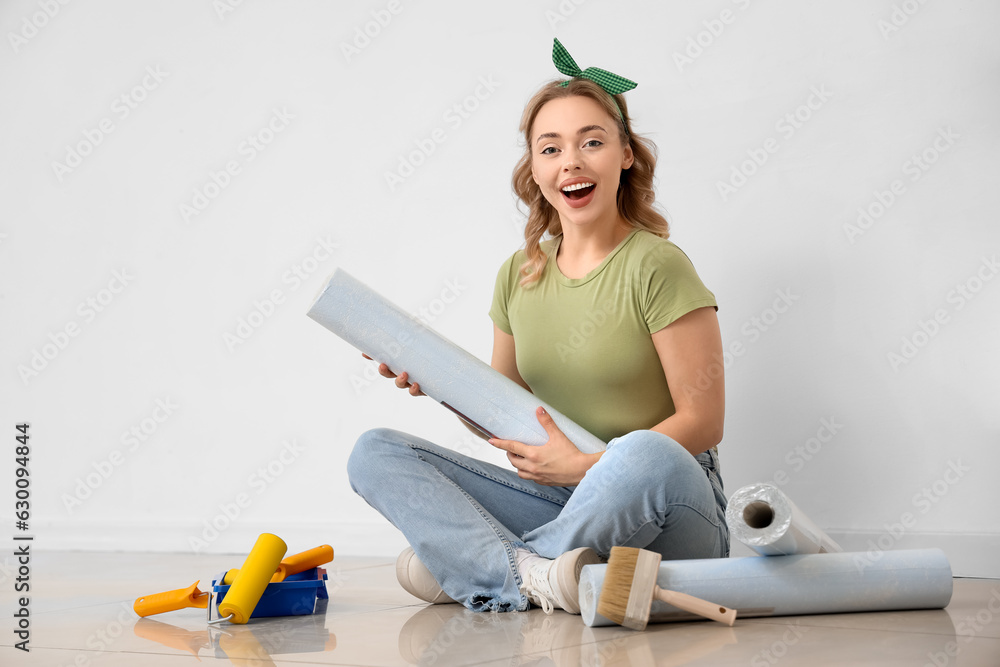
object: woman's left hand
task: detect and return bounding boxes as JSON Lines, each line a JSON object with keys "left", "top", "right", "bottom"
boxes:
{"left": 489, "top": 407, "right": 602, "bottom": 486}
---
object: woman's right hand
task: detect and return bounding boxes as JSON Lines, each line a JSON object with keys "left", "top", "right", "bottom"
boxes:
{"left": 362, "top": 353, "right": 425, "bottom": 396}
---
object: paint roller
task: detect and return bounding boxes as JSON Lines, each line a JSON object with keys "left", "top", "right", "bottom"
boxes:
{"left": 211, "top": 533, "right": 288, "bottom": 625}
{"left": 134, "top": 536, "right": 296, "bottom": 619}
{"left": 221, "top": 544, "right": 334, "bottom": 585}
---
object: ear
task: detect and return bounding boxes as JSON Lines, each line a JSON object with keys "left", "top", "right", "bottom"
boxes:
{"left": 622, "top": 144, "right": 634, "bottom": 170}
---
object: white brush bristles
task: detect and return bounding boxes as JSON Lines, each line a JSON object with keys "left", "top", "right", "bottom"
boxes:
{"left": 597, "top": 547, "right": 662, "bottom": 631}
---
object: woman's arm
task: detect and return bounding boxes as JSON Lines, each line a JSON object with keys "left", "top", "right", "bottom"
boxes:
{"left": 649, "top": 306, "right": 726, "bottom": 456}
{"left": 491, "top": 324, "right": 532, "bottom": 391}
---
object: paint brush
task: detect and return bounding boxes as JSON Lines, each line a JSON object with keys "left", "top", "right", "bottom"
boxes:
{"left": 597, "top": 546, "right": 737, "bottom": 630}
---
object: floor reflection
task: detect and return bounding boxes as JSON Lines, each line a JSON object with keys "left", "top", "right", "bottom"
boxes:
{"left": 133, "top": 598, "right": 335, "bottom": 663}
{"left": 395, "top": 603, "right": 739, "bottom": 666}
{"left": 129, "top": 594, "right": 960, "bottom": 666}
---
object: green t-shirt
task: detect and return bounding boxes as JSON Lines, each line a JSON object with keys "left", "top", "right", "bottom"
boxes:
{"left": 489, "top": 228, "right": 717, "bottom": 443}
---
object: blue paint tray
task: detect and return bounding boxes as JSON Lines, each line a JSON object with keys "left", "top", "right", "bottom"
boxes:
{"left": 210, "top": 567, "right": 328, "bottom": 619}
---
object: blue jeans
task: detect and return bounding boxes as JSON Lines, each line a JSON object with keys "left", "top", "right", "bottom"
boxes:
{"left": 347, "top": 428, "right": 728, "bottom": 612}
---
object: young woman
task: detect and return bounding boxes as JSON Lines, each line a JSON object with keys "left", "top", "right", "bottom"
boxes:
{"left": 347, "top": 39, "right": 728, "bottom": 614}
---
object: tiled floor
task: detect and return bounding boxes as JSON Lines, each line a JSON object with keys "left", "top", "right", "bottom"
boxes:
{"left": 6, "top": 551, "right": 999, "bottom": 666}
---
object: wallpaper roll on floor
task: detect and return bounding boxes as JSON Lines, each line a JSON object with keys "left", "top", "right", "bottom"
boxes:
{"left": 307, "top": 269, "right": 607, "bottom": 454}
{"left": 580, "top": 548, "right": 953, "bottom": 627}
{"left": 726, "top": 482, "right": 842, "bottom": 556}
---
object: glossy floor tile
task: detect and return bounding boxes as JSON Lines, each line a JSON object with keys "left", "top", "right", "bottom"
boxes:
{"left": 4, "top": 551, "right": 999, "bottom": 666}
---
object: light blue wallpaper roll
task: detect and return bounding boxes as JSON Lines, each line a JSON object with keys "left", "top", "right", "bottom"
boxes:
{"left": 580, "top": 548, "right": 953, "bottom": 627}
{"left": 307, "top": 269, "right": 607, "bottom": 454}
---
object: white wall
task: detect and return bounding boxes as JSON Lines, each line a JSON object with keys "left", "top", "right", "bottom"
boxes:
{"left": 1, "top": 0, "right": 997, "bottom": 578}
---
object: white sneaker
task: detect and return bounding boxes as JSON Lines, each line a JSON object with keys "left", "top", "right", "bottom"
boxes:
{"left": 396, "top": 547, "right": 456, "bottom": 604}
{"left": 518, "top": 547, "right": 602, "bottom": 615}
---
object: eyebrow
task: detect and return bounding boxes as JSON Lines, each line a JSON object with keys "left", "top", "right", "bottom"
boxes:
{"left": 535, "top": 124, "right": 608, "bottom": 145}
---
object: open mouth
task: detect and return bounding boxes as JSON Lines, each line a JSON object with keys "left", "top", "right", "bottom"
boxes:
{"left": 562, "top": 183, "right": 596, "bottom": 201}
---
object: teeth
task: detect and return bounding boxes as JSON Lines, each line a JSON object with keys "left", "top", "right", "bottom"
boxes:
{"left": 561, "top": 182, "right": 594, "bottom": 192}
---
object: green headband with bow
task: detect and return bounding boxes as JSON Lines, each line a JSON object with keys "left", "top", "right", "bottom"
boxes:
{"left": 552, "top": 38, "right": 637, "bottom": 133}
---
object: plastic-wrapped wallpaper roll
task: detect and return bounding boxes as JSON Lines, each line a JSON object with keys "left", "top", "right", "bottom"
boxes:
{"left": 580, "top": 548, "right": 953, "bottom": 627}
{"left": 307, "top": 269, "right": 607, "bottom": 454}
{"left": 726, "top": 482, "right": 842, "bottom": 556}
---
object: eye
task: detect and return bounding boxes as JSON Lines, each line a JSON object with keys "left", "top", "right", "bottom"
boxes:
{"left": 584, "top": 139, "right": 603, "bottom": 148}
{"left": 540, "top": 146, "right": 558, "bottom": 155}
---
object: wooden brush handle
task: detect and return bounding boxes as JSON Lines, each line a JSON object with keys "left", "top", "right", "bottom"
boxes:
{"left": 653, "top": 586, "right": 737, "bottom": 626}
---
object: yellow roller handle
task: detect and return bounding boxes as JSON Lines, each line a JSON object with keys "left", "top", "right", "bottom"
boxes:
{"left": 133, "top": 581, "right": 209, "bottom": 617}
{"left": 217, "top": 533, "right": 287, "bottom": 624}
{"left": 276, "top": 544, "right": 334, "bottom": 581}
{"left": 222, "top": 544, "right": 334, "bottom": 585}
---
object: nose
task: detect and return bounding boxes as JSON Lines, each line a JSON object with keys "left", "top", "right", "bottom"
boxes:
{"left": 564, "top": 139, "right": 591, "bottom": 167}
{"left": 562, "top": 148, "right": 582, "bottom": 171}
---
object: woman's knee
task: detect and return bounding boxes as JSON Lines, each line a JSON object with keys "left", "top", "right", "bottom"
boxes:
{"left": 346, "top": 427, "right": 410, "bottom": 492}
{"left": 600, "top": 430, "right": 721, "bottom": 516}
{"left": 646, "top": 514, "right": 728, "bottom": 560}
{"left": 604, "top": 430, "right": 699, "bottom": 481}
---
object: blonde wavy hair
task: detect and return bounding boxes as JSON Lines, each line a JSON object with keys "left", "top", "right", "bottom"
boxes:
{"left": 511, "top": 77, "right": 669, "bottom": 287}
